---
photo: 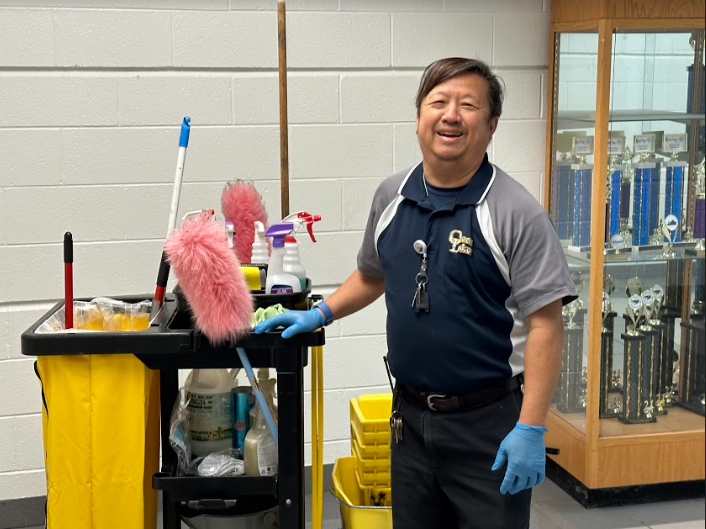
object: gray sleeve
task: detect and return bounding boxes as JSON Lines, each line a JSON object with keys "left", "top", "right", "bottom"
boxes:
{"left": 488, "top": 170, "right": 577, "bottom": 318}
{"left": 356, "top": 186, "right": 386, "bottom": 278}
{"left": 506, "top": 209, "right": 578, "bottom": 318}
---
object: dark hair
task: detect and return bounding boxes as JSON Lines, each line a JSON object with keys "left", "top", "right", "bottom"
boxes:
{"left": 415, "top": 57, "right": 504, "bottom": 120}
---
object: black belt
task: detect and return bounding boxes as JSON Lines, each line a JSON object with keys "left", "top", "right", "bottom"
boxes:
{"left": 401, "top": 375, "right": 522, "bottom": 413}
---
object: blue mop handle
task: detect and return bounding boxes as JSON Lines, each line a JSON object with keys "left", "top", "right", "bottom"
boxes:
{"left": 236, "top": 347, "right": 279, "bottom": 447}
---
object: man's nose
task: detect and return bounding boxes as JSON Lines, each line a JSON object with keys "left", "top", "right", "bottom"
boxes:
{"left": 441, "top": 102, "right": 461, "bottom": 123}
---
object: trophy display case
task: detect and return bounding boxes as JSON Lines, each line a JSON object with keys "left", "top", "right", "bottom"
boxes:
{"left": 544, "top": 0, "right": 705, "bottom": 503}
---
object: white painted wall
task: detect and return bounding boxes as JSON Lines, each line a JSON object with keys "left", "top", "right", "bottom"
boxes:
{"left": 0, "top": 0, "right": 550, "bottom": 500}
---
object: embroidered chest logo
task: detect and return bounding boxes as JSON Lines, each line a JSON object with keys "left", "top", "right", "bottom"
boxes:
{"left": 448, "top": 229, "right": 473, "bottom": 256}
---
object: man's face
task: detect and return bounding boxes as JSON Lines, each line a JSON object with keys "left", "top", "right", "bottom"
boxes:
{"left": 416, "top": 73, "right": 498, "bottom": 170}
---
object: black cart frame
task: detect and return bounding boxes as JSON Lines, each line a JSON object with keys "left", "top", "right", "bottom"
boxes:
{"left": 21, "top": 294, "right": 324, "bottom": 529}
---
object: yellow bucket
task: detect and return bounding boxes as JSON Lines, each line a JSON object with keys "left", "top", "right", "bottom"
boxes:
{"left": 349, "top": 393, "right": 392, "bottom": 445}
{"left": 351, "top": 436, "right": 390, "bottom": 486}
{"left": 332, "top": 457, "right": 392, "bottom": 529}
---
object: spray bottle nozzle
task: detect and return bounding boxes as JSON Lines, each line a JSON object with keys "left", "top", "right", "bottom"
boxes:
{"left": 265, "top": 222, "right": 296, "bottom": 248}
{"left": 281, "top": 211, "right": 322, "bottom": 242}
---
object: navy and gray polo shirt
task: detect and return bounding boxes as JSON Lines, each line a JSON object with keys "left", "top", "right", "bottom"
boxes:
{"left": 357, "top": 156, "right": 577, "bottom": 394}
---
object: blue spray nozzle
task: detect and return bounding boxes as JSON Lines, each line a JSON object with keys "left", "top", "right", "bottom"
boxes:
{"left": 265, "top": 222, "right": 295, "bottom": 248}
{"left": 179, "top": 116, "right": 191, "bottom": 147}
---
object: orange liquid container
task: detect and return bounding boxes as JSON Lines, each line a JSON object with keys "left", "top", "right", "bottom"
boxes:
{"left": 75, "top": 306, "right": 104, "bottom": 331}
{"left": 104, "top": 312, "right": 150, "bottom": 332}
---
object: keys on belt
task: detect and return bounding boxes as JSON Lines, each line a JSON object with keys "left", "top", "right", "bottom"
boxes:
{"left": 390, "top": 411, "right": 403, "bottom": 444}
{"left": 384, "top": 355, "right": 403, "bottom": 444}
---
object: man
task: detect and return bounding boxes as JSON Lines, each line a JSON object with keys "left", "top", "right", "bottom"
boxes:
{"left": 255, "top": 57, "right": 577, "bottom": 528}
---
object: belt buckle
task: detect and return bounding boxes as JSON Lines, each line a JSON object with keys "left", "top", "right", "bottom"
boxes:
{"left": 426, "top": 393, "right": 446, "bottom": 411}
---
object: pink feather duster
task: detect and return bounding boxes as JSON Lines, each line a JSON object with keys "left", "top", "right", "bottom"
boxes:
{"left": 164, "top": 214, "right": 254, "bottom": 345}
{"left": 221, "top": 180, "right": 269, "bottom": 264}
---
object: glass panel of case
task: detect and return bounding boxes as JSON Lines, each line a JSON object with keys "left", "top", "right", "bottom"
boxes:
{"left": 549, "top": 31, "right": 599, "bottom": 433}
{"left": 549, "top": 29, "right": 706, "bottom": 436}
{"left": 599, "top": 29, "right": 705, "bottom": 437}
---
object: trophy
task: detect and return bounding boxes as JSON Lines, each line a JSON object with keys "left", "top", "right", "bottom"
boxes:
{"left": 620, "top": 294, "right": 656, "bottom": 424}
{"left": 558, "top": 272, "right": 585, "bottom": 413}
{"left": 649, "top": 285, "right": 673, "bottom": 415}
{"left": 659, "top": 215, "right": 680, "bottom": 257}
{"left": 687, "top": 161, "right": 705, "bottom": 256}
{"left": 608, "top": 393, "right": 623, "bottom": 415}
{"left": 643, "top": 288, "right": 667, "bottom": 415}
{"left": 632, "top": 134, "right": 660, "bottom": 247}
{"left": 599, "top": 285, "right": 621, "bottom": 418}
{"left": 662, "top": 134, "right": 688, "bottom": 242}
{"left": 606, "top": 135, "right": 629, "bottom": 245}
{"left": 553, "top": 132, "right": 579, "bottom": 241}
{"left": 679, "top": 318, "right": 705, "bottom": 417}
{"left": 569, "top": 136, "right": 594, "bottom": 251}
{"left": 638, "top": 290, "right": 660, "bottom": 410}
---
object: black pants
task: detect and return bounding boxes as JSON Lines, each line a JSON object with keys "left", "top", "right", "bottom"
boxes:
{"left": 390, "top": 387, "right": 531, "bottom": 529}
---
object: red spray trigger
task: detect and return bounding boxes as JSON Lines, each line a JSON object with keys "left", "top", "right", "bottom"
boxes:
{"left": 297, "top": 211, "right": 321, "bottom": 242}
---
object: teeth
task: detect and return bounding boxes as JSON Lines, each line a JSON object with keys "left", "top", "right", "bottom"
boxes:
{"left": 438, "top": 132, "right": 461, "bottom": 137}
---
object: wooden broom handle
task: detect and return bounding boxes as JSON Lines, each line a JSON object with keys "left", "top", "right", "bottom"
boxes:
{"left": 278, "top": 0, "right": 290, "bottom": 219}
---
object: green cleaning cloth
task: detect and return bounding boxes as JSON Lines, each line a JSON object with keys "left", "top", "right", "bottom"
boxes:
{"left": 251, "top": 304, "right": 288, "bottom": 327}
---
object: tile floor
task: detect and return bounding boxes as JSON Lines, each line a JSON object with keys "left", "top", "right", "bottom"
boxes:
{"left": 23, "top": 479, "right": 705, "bottom": 529}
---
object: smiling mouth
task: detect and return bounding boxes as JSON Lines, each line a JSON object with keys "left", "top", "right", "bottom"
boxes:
{"left": 436, "top": 131, "right": 463, "bottom": 138}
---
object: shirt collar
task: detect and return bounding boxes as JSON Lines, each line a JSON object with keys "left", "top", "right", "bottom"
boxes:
{"left": 400, "top": 154, "right": 494, "bottom": 207}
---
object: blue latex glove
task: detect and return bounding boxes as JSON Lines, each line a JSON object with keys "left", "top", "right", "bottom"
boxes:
{"left": 253, "top": 308, "right": 324, "bottom": 339}
{"left": 491, "top": 422, "right": 548, "bottom": 495}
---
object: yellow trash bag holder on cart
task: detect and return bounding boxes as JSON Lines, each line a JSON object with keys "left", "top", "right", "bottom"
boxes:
{"left": 35, "top": 353, "right": 160, "bottom": 529}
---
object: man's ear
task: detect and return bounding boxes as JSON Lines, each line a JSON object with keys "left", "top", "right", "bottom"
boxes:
{"left": 489, "top": 117, "right": 499, "bottom": 135}
{"left": 415, "top": 109, "right": 420, "bottom": 135}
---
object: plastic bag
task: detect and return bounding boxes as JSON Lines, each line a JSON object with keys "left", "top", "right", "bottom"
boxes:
{"left": 169, "top": 388, "right": 192, "bottom": 476}
{"left": 35, "top": 297, "right": 151, "bottom": 333}
{"left": 197, "top": 448, "right": 245, "bottom": 477}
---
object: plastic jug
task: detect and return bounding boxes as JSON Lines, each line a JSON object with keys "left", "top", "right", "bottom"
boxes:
{"left": 186, "top": 369, "right": 239, "bottom": 457}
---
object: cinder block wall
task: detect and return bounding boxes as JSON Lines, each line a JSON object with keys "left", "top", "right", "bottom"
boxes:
{"left": 0, "top": 0, "right": 550, "bottom": 500}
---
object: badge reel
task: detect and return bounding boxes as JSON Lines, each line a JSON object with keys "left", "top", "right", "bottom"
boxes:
{"left": 412, "top": 240, "right": 429, "bottom": 313}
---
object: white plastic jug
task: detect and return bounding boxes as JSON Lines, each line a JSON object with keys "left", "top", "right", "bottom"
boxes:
{"left": 186, "top": 369, "right": 239, "bottom": 457}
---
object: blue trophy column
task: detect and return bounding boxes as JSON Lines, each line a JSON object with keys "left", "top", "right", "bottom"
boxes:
{"left": 571, "top": 163, "right": 593, "bottom": 248}
{"left": 633, "top": 161, "right": 660, "bottom": 246}
{"left": 665, "top": 161, "right": 686, "bottom": 242}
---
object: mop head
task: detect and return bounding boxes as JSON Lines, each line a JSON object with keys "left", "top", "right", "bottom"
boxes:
{"left": 221, "top": 180, "right": 268, "bottom": 264}
{"left": 165, "top": 214, "right": 254, "bottom": 345}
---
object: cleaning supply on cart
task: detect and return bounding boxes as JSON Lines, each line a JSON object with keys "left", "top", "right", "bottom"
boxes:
{"left": 239, "top": 263, "right": 266, "bottom": 291}
{"left": 280, "top": 211, "right": 321, "bottom": 289}
{"left": 244, "top": 403, "right": 279, "bottom": 477}
{"left": 164, "top": 211, "right": 254, "bottom": 344}
{"left": 283, "top": 235, "right": 307, "bottom": 290}
{"left": 186, "top": 369, "right": 239, "bottom": 457}
{"left": 251, "top": 304, "right": 288, "bottom": 327}
{"left": 221, "top": 180, "right": 269, "bottom": 264}
{"left": 232, "top": 386, "right": 255, "bottom": 454}
{"left": 236, "top": 347, "right": 279, "bottom": 446}
{"left": 150, "top": 116, "right": 191, "bottom": 321}
{"left": 264, "top": 222, "right": 301, "bottom": 294}
{"left": 281, "top": 210, "right": 322, "bottom": 243}
{"left": 251, "top": 221, "right": 270, "bottom": 264}
{"left": 64, "top": 232, "right": 74, "bottom": 329}
{"left": 250, "top": 369, "right": 278, "bottom": 426}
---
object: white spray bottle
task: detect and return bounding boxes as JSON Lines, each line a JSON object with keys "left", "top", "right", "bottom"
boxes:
{"left": 251, "top": 221, "right": 269, "bottom": 264}
{"left": 283, "top": 235, "right": 307, "bottom": 290}
{"left": 264, "top": 223, "right": 301, "bottom": 294}
{"left": 281, "top": 211, "right": 321, "bottom": 291}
